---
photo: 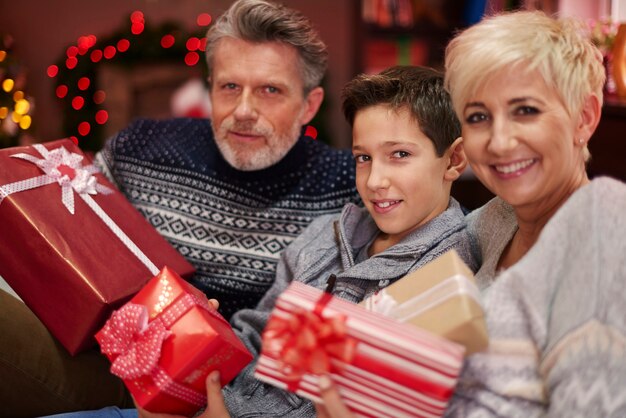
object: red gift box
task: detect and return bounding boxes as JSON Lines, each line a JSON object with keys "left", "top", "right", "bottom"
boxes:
{"left": 96, "top": 266, "right": 253, "bottom": 416}
{"left": 255, "top": 282, "right": 465, "bottom": 418}
{"left": 0, "top": 139, "right": 195, "bottom": 354}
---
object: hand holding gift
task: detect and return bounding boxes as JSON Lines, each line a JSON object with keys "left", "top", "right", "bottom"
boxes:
{"left": 97, "top": 266, "right": 252, "bottom": 417}
{"left": 255, "top": 281, "right": 466, "bottom": 418}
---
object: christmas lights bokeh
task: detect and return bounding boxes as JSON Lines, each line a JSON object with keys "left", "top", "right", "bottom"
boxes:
{"left": 48, "top": 11, "right": 211, "bottom": 151}
{"left": 0, "top": 34, "right": 34, "bottom": 148}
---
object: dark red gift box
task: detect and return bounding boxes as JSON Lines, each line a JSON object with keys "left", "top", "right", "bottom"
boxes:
{"left": 0, "top": 139, "right": 195, "bottom": 354}
{"left": 96, "top": 266, "right": 253, "bottom": 416}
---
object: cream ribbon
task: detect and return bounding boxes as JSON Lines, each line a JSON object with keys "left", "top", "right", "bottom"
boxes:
{"left": 363, "top": 274, "right": 481, "bottom": 322}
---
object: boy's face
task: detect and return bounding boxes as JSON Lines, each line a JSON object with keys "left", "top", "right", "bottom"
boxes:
{"left": 352, "top": 105, "right": 452, "bottom": 247}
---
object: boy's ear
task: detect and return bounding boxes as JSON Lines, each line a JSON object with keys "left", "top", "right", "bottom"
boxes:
{"left": 443, "top": 137, "right": 467, "bottom": 181}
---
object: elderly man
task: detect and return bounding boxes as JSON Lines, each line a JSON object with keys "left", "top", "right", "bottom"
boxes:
{"left": 0, "top": 1, "right": 359, "bottom": 416}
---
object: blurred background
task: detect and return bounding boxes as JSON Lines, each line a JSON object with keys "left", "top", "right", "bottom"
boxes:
{"left": 0, "top": 0, "right": 624, "bottom": 209}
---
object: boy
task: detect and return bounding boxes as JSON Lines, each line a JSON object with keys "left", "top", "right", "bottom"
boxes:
{"left": 212, "top": 65, "right": 476, "bottom": 417}
{"left": 58, "top": 66, "right": 476, "bottom": 418}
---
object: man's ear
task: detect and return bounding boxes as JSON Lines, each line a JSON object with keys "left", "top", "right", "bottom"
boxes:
{"left": 443, "top": 137, "right": 467, "bottom": 181}
{"left": 207, "top": 76, "right": 213, "bottom": 103}
{"left": 299, "top": 86, "right": 325, "bottom": 125}
{"left": 575, "top": 93, "right": 601, "bottom": 145}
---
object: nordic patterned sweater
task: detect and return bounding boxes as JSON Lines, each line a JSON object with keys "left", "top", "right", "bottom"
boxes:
{"left": 95, "top": 117, "right": 360, "bottom": 320}
{"left": 446, "top": 177, "right": 626, "bottom": 417}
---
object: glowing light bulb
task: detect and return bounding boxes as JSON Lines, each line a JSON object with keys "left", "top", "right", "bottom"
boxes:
{"left": 72, "top": 96, "right": 85, "bottom": 110}
{"left": 56, "top": 85, "right": 69, "bottom": 99}
{"left": 78, "top": 77, "right": 90, "bottom": 90}
{"left": 2, "top": 79, "right": 14, "bottom": 92}
{"left": 78, "top": 121, "right": 91, "bottom": 136}
{"left": 0, "top": 107, "right": 8, "bottom": 119}
{"left": 161, "top": 34, "right": 175, "bottom": 49}
{"left": 185, "top": 52, "right": 199, "bottom": 66}
{"left": 93, "top": 90, "right": 106, "bottom": 104}
{"left": 197, "top": 13, "right": 212, "bottom": 27}
{"left": 95, "top": 109, "right": 109, "bottom": 124}
{"left": 14, "top": 99, "right": 30, "bottom": 115}
{"left": 19, "top": 115, "right": 32, "bottom": 130}
{"left": 47, "top": 65, "right": 59, "bottom": 78}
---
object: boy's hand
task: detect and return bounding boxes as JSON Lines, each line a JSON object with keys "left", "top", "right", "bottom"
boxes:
{"left": 208, "top": 298, "right": 219, "bottom": 310}
{"left": 314, "top": 375, "right": 355, "bottom": 418}
{"left": 201, "top": 371, "right": 231, "bottom": 418}
{"left": 135, "top": 372, "right": 229, "bottom": 418}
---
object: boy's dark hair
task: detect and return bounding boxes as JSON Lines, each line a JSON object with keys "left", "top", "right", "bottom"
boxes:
{"left": 342, "top": 66, "right": 460, "bottom": 157}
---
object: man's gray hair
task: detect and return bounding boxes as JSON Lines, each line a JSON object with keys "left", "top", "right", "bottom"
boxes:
{"left": 205, "top": 0, "right": 328, "bottom": 93}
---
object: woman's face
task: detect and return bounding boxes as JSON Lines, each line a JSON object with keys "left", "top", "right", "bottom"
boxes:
{"left": 460, "top": 67, "right": 587, "bottom": 214}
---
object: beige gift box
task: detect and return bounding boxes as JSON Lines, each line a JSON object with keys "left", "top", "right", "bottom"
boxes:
{"left": 361, "top": 249, "right": 488, "bottom": 356}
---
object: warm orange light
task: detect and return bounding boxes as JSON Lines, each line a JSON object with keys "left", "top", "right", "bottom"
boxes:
{"left": 14, "top": 99, "right": 30, "bottom": 115}
{"left": 2, "top": 79, "right": 14, "bottom": 92}
{"left": 19, "top": 115, "right": 32, "bottom": 130}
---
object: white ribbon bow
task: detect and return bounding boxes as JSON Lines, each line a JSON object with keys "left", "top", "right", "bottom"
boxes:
{"left": 4, "top": 144, "right": 113, "bottom": 214}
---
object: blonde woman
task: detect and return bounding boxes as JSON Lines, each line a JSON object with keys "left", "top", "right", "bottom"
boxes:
{"left": 316, "top": 10, "right": 626, "bottom": 418}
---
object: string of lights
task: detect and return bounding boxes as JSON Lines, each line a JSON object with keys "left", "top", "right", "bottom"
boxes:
{"left": 46, "top": 11, "right": 211, "bottom": 151}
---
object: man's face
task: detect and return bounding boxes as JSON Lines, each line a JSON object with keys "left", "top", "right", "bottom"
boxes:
{"left": 209, "top": 37, "right": 321, "bottom": 171}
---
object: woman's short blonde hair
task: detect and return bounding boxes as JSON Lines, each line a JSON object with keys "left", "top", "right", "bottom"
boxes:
{"left": 444, "top": 10, "right": 605, "bottom": 119}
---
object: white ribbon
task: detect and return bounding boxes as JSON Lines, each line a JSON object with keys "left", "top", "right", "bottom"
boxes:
{"left": 0, "top": 143, "right": 159, "bottom": 276}
{"left": 363, "top": 274, "right": 481, "bottom": 322}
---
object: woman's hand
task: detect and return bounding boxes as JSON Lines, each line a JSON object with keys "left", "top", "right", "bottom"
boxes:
{"left": 314, "top": 375, "right": 355, "bottom": 418}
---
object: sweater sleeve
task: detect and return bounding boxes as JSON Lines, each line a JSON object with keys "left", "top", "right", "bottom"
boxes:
{"left": 221, "top": 218, "right": 334, "bottom": 417}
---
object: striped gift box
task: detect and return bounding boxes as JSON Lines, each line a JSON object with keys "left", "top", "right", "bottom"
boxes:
{"left": 255, "top": 281, "right": 465, "bottom": 418}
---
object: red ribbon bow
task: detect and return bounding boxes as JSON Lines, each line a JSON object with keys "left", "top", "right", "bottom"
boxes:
{"left": 263, "top": 296, "right": 356, "bottom": 388}
{"left": 98, "top": 303, "right": 171, "bottom": 379}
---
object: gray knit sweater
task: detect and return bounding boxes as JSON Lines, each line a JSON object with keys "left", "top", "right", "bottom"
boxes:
{"left": 223, "top": 199, "right": 477, "bottom": 417}
{"left": 446, "top": 177, "right": 626, "bottom": 417}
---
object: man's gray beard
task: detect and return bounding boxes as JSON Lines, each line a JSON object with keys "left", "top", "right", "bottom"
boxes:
{"left": 213, "top": 120, "right": 302, "bottom": 171}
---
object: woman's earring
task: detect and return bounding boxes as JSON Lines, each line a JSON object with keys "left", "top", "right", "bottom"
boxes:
{"left": 579, "top": 138, "right": 585, "bottom": 144}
